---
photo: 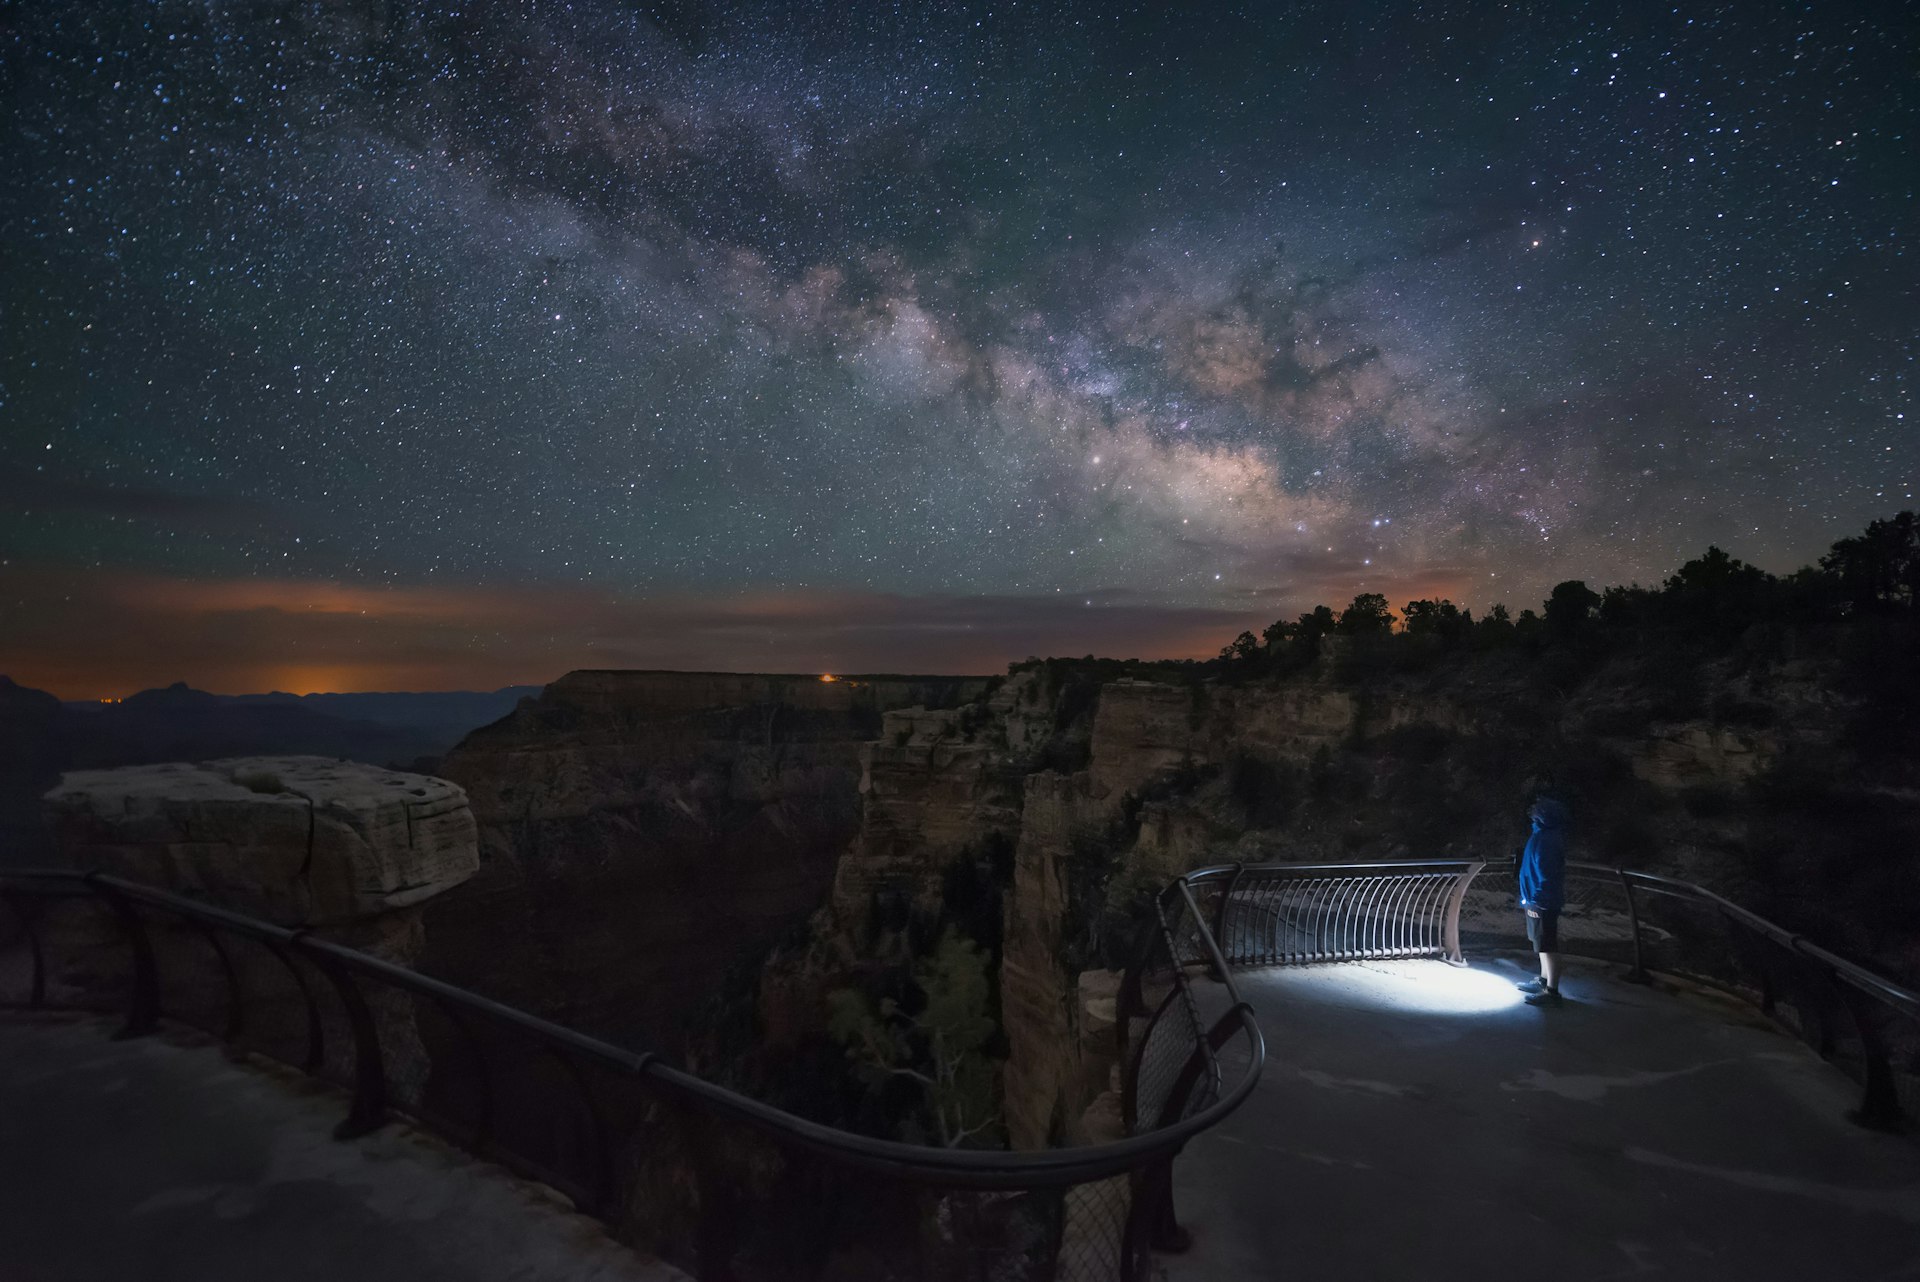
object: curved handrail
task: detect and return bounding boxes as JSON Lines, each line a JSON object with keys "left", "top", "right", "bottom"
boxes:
{"left": 0, "top": 866, "right": 1263, "bottom": 1190}
{"left": 1180, "top": 855, "right": 1920, "bottom": 1030}
{"left": 1184, "top": 859, "right": 1485, "bottom": 968}
{"left": 1553, "top": 861, "right": 1920, "bottom": 1024}
{"left": 1440, "top": 855, "right": 1917, "bottom": 1129}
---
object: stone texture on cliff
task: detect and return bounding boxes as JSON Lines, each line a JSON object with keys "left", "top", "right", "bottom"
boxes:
{"left": 42, "top": 756, "right": 477, "bottom": 924}
{"left": 1087, "top": 681, "right": 1355, "bottom": 797}
{"left": 830, "top": 701, "right": 1027, "bottom": 926}
{"left": 38, "top": 756, "right": 479, "bottom": 1109}
{"left": 998, "top": 678, "right": 1363, "bottom": 1148}
{"left": 1628, "top": 722, "right": 1776, "bottom": 788}
{"left": 1000, "top": 769, "right": 1113, "bottom": 1149}
{"left": 426, "top": 670, "right": 991, "bottom": 1053}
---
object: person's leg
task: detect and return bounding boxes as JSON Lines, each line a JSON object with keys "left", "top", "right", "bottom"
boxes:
{"left": 1524, "top": 913, "right": 1565, "bottom": 1003}
{"left": 1539, "top": 911, "right": 1563, "bottom": 993}
{"left": 1518, "top": 912, "right": 1549, "bottom": 992}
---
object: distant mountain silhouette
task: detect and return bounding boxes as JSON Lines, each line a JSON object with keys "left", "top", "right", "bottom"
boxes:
{"left": 0, "top": 678, "right": 541, "bottom": 867}
{"left": 222, "top": 687, "right": 541, "bottom": 751}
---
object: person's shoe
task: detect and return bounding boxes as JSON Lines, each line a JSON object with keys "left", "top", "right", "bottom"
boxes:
{"left": 1516, "top": 977, "right": 1548, "bottom": 994}
{"left": 1524, "top": 988, "right": 1564, "bottom": 1007}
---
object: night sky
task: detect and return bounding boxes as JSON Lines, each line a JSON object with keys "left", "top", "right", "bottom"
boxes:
{"left": 2, "top": 2, "right": 1913, "bottom": 697}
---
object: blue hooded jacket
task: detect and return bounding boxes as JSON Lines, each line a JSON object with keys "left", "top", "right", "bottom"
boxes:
{"left": 1518, "top": 797, "right": 1568, "bottom": 912}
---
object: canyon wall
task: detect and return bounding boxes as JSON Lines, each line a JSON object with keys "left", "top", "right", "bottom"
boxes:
{"left": 16, "top": 647, "right": 1909, "bottom": 1270}
{"left": 402, "top": 649, "right": 1908, "bottom": 1157}
{"left": 424, "top": 670, "right": 989, "bottom": 1051}
{"left": 770, "top": 644, "right": 1911, "bottom": 1152}
{"left": 999, "top": 679, "right": 1359, "bottom": 1147}
{"left": 745, "top": 663, "right": 1372, "bottom": 1148}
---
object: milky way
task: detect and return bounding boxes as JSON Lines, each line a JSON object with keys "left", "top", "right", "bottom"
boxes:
{"left": 1, "top": 3, "right": 1914, "bottom": 693}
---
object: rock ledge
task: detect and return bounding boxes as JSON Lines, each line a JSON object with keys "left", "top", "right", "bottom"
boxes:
{"left": 43, "top": 756, "right": 478, "bottom": 924}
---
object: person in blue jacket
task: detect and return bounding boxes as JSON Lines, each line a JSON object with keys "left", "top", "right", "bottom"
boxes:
{"left": 1517, "top": 796, "right": 1569, "bottom": 1005}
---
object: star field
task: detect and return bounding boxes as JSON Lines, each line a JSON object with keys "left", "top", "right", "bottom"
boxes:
{"left": 0, "top": 2, "right": 1914, "bottom": 693}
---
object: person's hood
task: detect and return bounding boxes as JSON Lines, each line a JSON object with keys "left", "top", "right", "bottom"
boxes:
{"left": 1530, "top": 797, "right": 1569, "bottom": 830}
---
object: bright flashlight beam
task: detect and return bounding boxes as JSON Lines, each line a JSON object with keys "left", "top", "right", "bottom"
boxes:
{"left": 1271, "top": 960, "right": 1527, "bottom": 1016}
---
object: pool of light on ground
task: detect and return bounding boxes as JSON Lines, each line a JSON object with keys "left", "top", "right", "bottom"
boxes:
{"left": 1255, "top": 958, "right": 1530, "bottom": 1016}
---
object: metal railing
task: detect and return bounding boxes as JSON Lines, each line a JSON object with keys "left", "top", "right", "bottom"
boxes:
{"left": 0, "top": 867, "right": 1262, "bottom": 1282}
{"left": 1132, "top": 854, "right": 1916, "bottom": 1133}
{"left": 1454, "top": 857, "right": 1919, "bottom": 1131}
{"left": 1193, "top": 859, "right": 1485, "bottom": 969}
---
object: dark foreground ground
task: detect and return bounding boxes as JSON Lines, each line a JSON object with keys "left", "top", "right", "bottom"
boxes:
{"left": 1168, "top": 956, "right": 1920, "bottom": 1281}
{"left": 4, "top": 963, "right": 1916, "bottom": 1282}
{"left": 0, "top": 1014, "right": 688, "bottom": 1282}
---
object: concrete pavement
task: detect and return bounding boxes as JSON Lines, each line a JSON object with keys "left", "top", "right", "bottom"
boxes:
{"left": 1167, "top": 956, "right": 1920, "bottom": 1281}
{"left": 0, "top": 1014, "right": 690, "bottom": 1282}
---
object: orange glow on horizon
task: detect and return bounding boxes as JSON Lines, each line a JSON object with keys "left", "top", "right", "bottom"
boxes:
{"left": 4, "top": 561, "right": 1516, "bottom": 701}
{"left": 258, "top": 667, "right": 372, "bottom": 697}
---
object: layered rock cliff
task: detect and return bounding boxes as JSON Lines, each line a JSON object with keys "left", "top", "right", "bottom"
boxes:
{"left": 425, "top": 670, "right": 989, "bottom": 1051}
{"left": 397, "top": 647, "right": 1912, "bottom": 1158}
{"left": 45, "top": 756, "right": 477, "bottom": 923}
{"left": 37, "top": 756, "right": 479, "bottom": 1104}
{"left": 20, "top": 649, "right": 1904, "bottom": 1275}
{"left": 758, "top": 643, "right": 1916, "bottom": 1152}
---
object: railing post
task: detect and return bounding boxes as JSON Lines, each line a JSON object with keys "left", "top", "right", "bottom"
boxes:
{"left": 1131, "top": 1005, "right": 1252, "bottom": 1260}
{"left": 1213, "top": 867, "right": 1244, "bottom": 967}
{"left": 1134, "top": 1041, "right": 1207, "bottom": 1257}
{"left": 541, "top": 1045, "right": 615, "bottom": 1218}
{"left": 1130, "top": 1151, "right": 1191, "bottom": 1255}
{"left": 0, "top": 890, "right": 48, "bottom": 1007}
{"left": 1617, "top": 869, "right": 1653, "bottom": 984}
{"left": 1439, "top": 861, "right": 1483, "bottom": 966}
{"left": 1211, "top": 863, "right": 1245, "bottom": 974}
{"left": 195, "top": 924, "right": 245, "bottom": 1043}
{"left": 685, "top": 1108, "right": 744, "bottom": 1282}
{"left": 92, "top": 880, "right": 160, "bottom": 1039}
{"left": 1833, "top": 977, "right": 1906, "bottom": 1131}
{"left": 1114, "top": 917, "right": 1159, "bottom": 1061}
{"left": 438, "top": 1001, "right": 495, "bottom": 1155}
{"left": 262, "top": 939, "right": 326, "bottom": 1070}
{"left": 297, "top": 939, "right": 388, "bottom": 1140}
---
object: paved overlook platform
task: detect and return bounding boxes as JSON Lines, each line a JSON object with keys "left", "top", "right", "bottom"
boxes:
{"left": 1168, "top": 956, "right": 1920, "bottom": 1282}
{"left": 0, "top": 1015, "right": 689, "bottom": 1282}
{"left": 3, "top": 962, "right": 1917, "bottom": 1280}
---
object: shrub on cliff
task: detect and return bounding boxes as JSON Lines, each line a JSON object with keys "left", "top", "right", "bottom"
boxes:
{"left": 827, "top": 930, "right": 1002, "bottom": 1148}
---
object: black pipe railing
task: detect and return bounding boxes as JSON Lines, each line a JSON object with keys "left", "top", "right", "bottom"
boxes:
{"left": 1451, "top": 857, "right": 1919, "bottom": 1131}
{"left": 0, "top": 866, "right": 1263, "bottom": 1281}
{"left": 1145, "top": 853, "right": 1916, "bottom": 1132}
{"left": 9, "top": 848, "right": 1910, "bottom": 1273}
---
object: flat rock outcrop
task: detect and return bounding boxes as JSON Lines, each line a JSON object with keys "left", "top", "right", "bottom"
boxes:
{"left": 43, "top": 756, "right": 477, "bottom": 925}
{"left": 39, "top": 756, "right": 478, "bottom": 1108}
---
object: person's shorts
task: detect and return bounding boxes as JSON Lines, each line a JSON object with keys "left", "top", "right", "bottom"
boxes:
{"left": 1525, "top": 908, "right": 1561, "bottom": 952}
